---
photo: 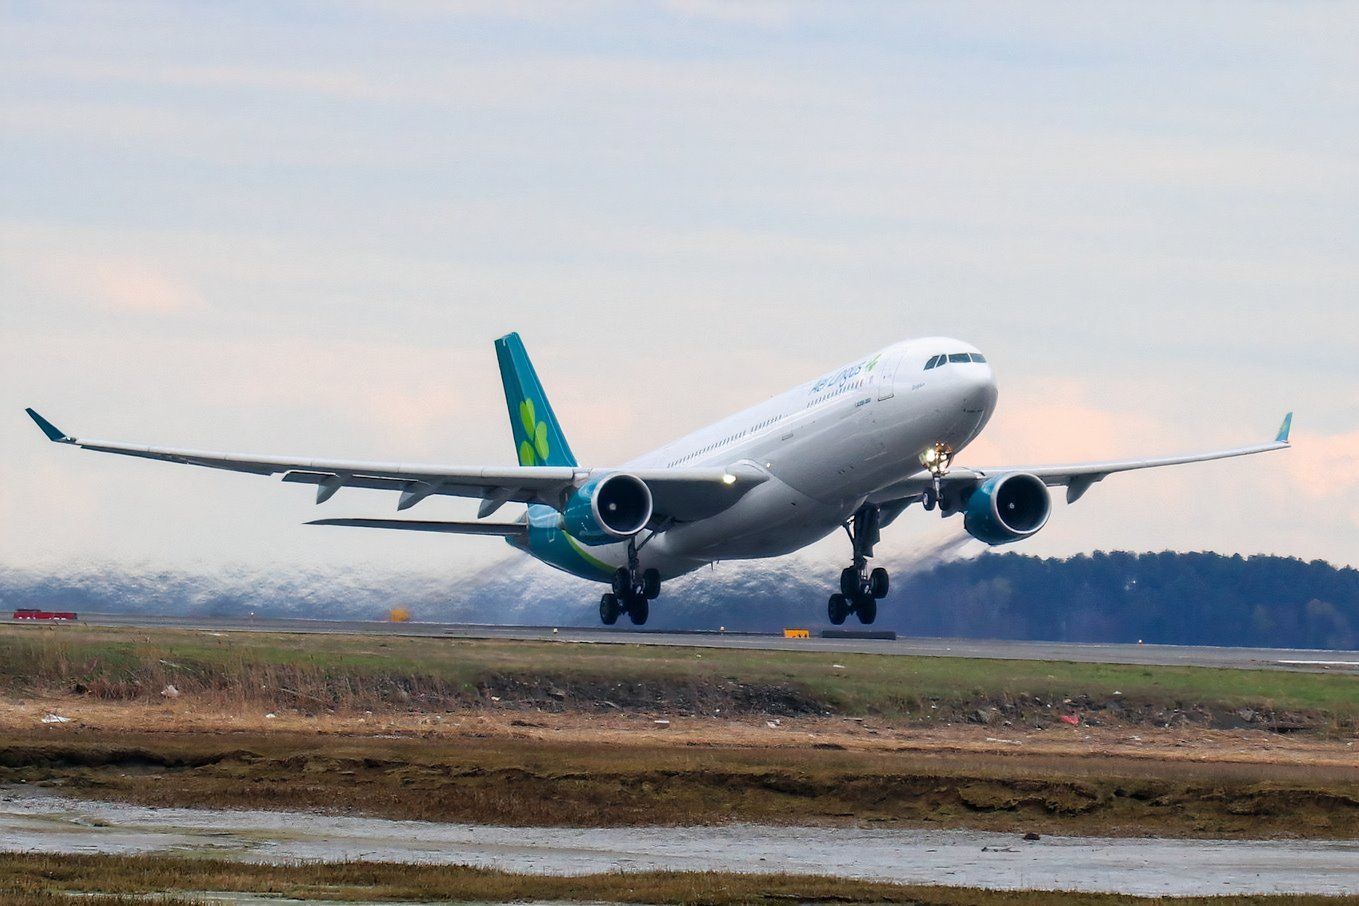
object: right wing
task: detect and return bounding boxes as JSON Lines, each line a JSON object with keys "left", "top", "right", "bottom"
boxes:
{"left": 24, "top": 408, "right": 767, "bottom": 524}
{"left": 870, "top": 412, "right": 1292, "bottom": 508}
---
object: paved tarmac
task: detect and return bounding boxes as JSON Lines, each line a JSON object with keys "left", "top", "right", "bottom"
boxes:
{"left": 49, "top": 611, "right": 1359, "bottom": 674}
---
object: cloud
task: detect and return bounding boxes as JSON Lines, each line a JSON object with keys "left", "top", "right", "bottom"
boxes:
{"left": 86, "top": 256, "right": 208, "bottom": 314}
{"left": 660, "top": 0, "right": 794, "bottom": 28}
{"left": 1290, "top": 429, "right": 1359, "bottom": 500}
{"left": 960, "top": 378, "right": 1163, "bottom": 467}
{"left": 6, "top": 246, "right": 207, "bottom": 316}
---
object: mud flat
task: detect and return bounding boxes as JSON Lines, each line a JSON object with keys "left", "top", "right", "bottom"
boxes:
{"left": 5, "top": 726, "right": 1358, "bottom": 840}
{"left": 2, "top": 789, "right": 1358, "bottom": 897}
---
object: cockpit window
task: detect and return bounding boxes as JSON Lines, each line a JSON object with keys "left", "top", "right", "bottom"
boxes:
{"left": 948, "top": 353, "right": 971, "bottom": 364}
{"left": 970, "top": 353, "right": 987, "bottom": 363}
{"left": 924, "top": 355, "right": 940, "bottom": 369}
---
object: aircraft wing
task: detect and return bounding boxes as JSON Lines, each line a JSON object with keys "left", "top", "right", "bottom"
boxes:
{"left": 870, "top": 413, "right": 1292, "bottom": 507}
{"left": 23, "top": 408, "right": 766, "bottom": 523}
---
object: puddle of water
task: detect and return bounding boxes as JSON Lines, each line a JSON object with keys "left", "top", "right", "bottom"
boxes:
{"left": 3, "top": 788, "right": 1357, "bottom": 896}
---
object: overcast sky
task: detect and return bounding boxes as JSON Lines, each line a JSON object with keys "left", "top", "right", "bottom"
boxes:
{"left": 2, "top": 1, "right": 1356, "bottom": 582}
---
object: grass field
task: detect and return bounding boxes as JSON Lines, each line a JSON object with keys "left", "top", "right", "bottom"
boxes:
{"left": 3, "top": 622, "right": 1357, "bottom": 728}
{"left": 2, "top": 852, "right": 1357, "bottom": 905}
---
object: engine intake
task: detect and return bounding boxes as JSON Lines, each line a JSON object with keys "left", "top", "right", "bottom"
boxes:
{"left": 963, "top": 472, "right": 1051, "bottom": 545}
{"left": 561, "top": 472, "right": 653, "bottom": 546}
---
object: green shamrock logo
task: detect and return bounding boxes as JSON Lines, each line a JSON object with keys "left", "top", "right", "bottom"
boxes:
{"left": 518, "top": 398, "right": 551, "bottom": 465}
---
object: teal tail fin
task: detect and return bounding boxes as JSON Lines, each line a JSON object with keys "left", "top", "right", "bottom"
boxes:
{"left": 494, "top": 333, "right": 578, "bottom": 468}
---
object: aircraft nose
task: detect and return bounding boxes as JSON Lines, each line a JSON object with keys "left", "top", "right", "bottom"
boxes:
{"left": 959, "top": 363, "right": 998, "bottom": 412}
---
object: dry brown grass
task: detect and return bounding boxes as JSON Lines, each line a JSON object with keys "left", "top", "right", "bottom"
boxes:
{"left": 2, "top": 852, "right": 1357, "bottom": 905}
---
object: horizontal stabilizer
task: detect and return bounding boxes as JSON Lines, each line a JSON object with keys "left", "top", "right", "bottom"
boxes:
{"left": 307, "top": 517, "right": 528, "bottom": 537}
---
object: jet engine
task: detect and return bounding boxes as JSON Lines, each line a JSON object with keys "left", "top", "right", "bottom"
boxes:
{"left": 962, "top": 472, "right": 1051, "bottom": 545}
{"left": 561, "top": 472, "right": 653, "bottom": 545}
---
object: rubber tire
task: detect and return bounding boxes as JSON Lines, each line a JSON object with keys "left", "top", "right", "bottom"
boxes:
{"left": 869, "top": 567, "right": 889, "bottom": 599}
{"left": 627, "top": 595, "right": 649, "bottom": 626}
{"left": 611, "top": 568, "right": 631, "bottom": 597}
{"left": 599, "top": 593, "right": 621, "bottom": 625}
{"left": 642, "top": 568, "right": 661, "bottom": 600}
{"left": 827, "top": 593, "right": 849, "bottom": 625}
{"left": 855, "top": 595, "right": 878, "bottom": 625}
{"left": 840, "top": 567, "right": 860, "bottom": 597}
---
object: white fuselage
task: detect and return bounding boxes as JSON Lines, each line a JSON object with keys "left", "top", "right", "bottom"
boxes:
{"left": 566, "top": 337, "right": 999, "bottom": 580}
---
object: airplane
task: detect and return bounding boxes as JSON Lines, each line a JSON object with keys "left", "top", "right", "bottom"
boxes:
{"left": 26, "top": 333, "right": 1291, "bottom": 627}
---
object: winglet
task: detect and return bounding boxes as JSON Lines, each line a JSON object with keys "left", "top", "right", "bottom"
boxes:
{"left": 1275, "top": 411, "right": 1293, "bottom": 444}
{"left": 25, "top": 408, "right": 71, "bottom": 443}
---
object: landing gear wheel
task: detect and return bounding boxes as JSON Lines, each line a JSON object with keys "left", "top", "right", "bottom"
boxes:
{"left": 839, "top": 567, "right": 859, "bottom": 597}
{"left": 611, "top": 568, "right": 630, "bottom": 597}
{"left": 831, "top": 505, "right": 888, "bottom": 622}
{"left": 626, "top": 595, "right": 649, "bottom": 626}
{"left": 827, "top": 593, "right": 849, "bottom": 625}
{"left": 869, "top": 567, "right": 889, "bottom": 600}
{"left": 599, "top": 593, "right": 621, "bottom": 625}
{"left": 854, "top": 595, "right": 877, "bottom": 625}
{"left": 642, "top": 568, "right": 661, "bottom": 600}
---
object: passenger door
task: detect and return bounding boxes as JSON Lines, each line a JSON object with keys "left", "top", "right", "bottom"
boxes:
{"left": 875, "top": 352, "right": 901, "bottom": 400}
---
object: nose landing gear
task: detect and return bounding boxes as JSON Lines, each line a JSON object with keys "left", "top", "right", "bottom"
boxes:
{"left": 599, "top": 535, "right": 660, "bottom": 626}
{"left": 919, "top": 442, "right": 954, "bottom": 514}
{"left": 828, "top": 504, "right": 889, "bottom": 625}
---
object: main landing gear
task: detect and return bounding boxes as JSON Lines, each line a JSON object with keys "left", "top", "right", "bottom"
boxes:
{"left": 828, "top": 504, "right": 889, "bottom": 626}
{"left": 599, "top": 536, "right": 660, "bottom": 626}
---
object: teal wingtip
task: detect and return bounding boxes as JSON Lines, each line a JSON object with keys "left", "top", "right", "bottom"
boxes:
{"left": 25, "top": 408, "right": 69, "bottom": 443}
{"left": 1275, "top": 411, "right": 1293, "bottom": 444}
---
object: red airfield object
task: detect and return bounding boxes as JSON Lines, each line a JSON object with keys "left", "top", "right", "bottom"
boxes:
{"left": 11, "top": 608, "right": 78, "bottom": 621}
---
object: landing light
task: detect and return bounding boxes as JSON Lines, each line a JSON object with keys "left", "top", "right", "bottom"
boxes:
{"left": 919, "top": 442, "right": 954, "bottom": 477}
{"left": 722, "top": 474, "right": 737, "bottom": 485}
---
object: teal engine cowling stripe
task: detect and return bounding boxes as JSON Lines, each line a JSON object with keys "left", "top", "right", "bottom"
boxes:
{"left": 494, "top": 332, "right": 578, "bottom": 468}
{"left": 506, "top": 504, "right": 615, "bottom": 582}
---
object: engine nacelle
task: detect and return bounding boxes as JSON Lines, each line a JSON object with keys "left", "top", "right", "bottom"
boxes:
{"left": 561, "top": 472, "right": 653, "bottom": 546}
{"left": 963, "top": 472, "right": 1051, "bottom": 545}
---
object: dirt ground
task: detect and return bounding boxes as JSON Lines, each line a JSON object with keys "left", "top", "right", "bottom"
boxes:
{"left": 3, "top": 694, "right": 1355, "bottom": 769}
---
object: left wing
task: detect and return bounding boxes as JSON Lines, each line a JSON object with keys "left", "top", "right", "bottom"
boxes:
{"left": 870, "top": 412, "right": 1292, "bottom": 507}
{"left": 23, "top": 408, "right": 766, "bottom": 523}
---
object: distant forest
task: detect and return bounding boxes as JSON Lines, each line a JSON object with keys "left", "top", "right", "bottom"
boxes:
{"left": 895, "top": 551, "right": 1359, "bottom": 649}
{"left": 2, "top": 551, "right": 1357, "bottom": 649}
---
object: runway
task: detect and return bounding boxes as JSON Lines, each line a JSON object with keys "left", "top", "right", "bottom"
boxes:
{"left": 58, "top": 612, "right": 1359, "bottom": 674}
